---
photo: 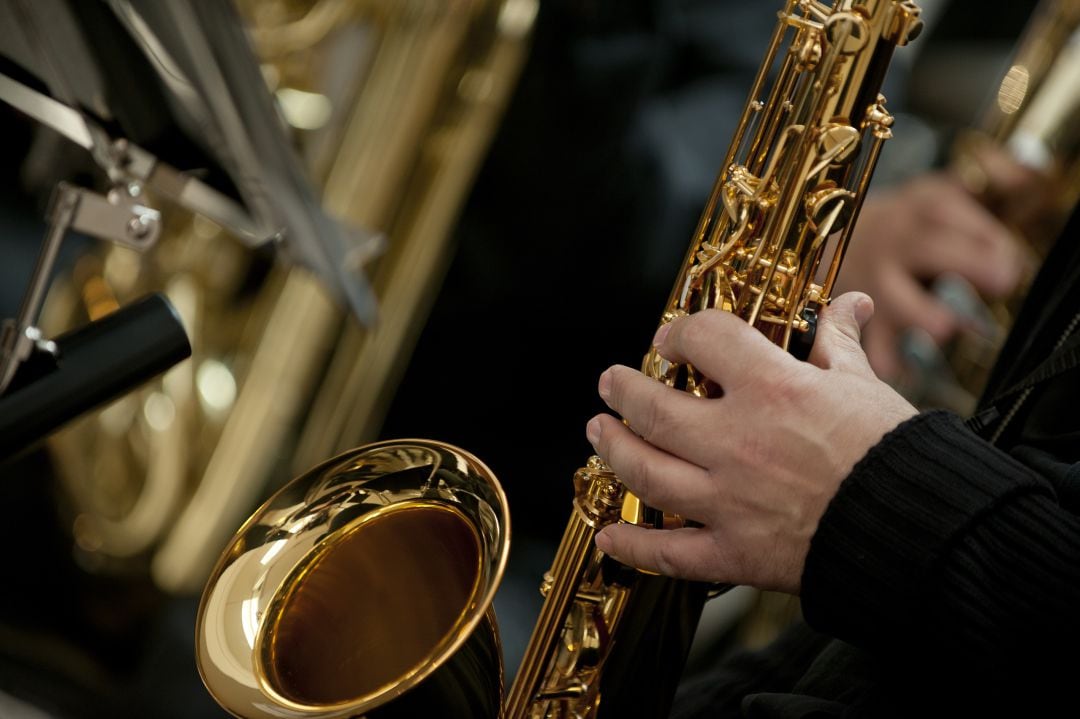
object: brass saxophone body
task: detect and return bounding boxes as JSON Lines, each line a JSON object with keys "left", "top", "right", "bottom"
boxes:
{"left": 905, "top": 0, "right": 1080, "bottom": 412}
{"left": 508, "top": 2, "right": 921, "bottom": 716}
{"left": 195, "top": 1, "right": 921, "bottom": 717}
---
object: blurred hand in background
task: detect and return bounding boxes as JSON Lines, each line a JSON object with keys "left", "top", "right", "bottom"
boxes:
{"left": 835, "top": 159, "right": 1036, "bottom": 381}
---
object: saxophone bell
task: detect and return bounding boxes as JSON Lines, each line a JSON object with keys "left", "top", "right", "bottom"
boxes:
{"left": 196, "top": 440, "right": 509, "bottom": 719}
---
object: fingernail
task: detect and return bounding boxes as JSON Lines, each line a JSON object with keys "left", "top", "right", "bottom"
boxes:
{"left": 595, "top": 529, "right": 612, "bottom": 553}
{"left": 586, "top": 417, "right": 602, "bottom": 446}
{"left": 853, "top": 296, "right": 874, "bottom": 328}
{"left": 598, "top": 370, "right": 612, "bottom": 399}
{"left": 652, "top": 322, "right": 671, "bottom": 347}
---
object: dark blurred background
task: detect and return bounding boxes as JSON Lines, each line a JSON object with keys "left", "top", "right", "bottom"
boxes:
{"left": 0, "top": 1, "right": 1040, "bottom": 716}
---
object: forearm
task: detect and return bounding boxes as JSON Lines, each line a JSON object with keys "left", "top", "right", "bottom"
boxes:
{"left": 801, "top": 411, "right": 1080, "bottom": 683}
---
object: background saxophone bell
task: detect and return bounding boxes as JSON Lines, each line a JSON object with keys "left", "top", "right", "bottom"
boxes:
{"left": 0, "top": 0, "right": 1053, "bottom": 717}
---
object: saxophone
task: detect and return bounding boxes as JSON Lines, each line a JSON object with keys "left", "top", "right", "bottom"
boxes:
{"left": 195, "top": 2, "right": 922, "bottom": 717}
{"left": 901, "top": 0, "right": 1080, "bottom": 412}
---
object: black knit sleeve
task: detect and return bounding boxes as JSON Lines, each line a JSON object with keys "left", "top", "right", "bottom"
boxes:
{"left": 800, "top": 410, "right": 1080, "bottom": 688}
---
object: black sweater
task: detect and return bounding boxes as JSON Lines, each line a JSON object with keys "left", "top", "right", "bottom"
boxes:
{"left": 801, "top": 205, "right": 1080, "bottom": 713}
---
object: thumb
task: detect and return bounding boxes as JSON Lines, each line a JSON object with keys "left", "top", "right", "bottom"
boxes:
{"left": 808, "top": 291, "right": 875, "bottom": 374}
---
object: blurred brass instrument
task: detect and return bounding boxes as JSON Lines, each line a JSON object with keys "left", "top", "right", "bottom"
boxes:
{"left": 901, "top": 0, "right": 1080, "bottom": 412}
{"left": 195, "top": 2, "right": 921, "bottom": 717}
{"left": 45, "top": 0, "right": 537, "bottom": 593}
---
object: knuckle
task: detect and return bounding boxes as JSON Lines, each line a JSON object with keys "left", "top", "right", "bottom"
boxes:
{"left": 764, "top": 369, "right": 807, "bottom": 405}
{"left": 605, "top": 430, "right": 657, "bottom": 503}
{"left": 731, "top": 434, "right": 767, "bottom": 472}
{"left": 603, "top": 426, "right": 629, "bottom": 469}
{"left": 923, "top": 200, "right": 953, "bottom": 227}
{"left": 680, "top": 316, "right": 711, "bottom": 351}
{"left": 607, "top": 365, "right": 639, "bottom": 411}
{"left": 638, "top": 392, "right": 661, "bottom": 440}
{"left": 638, "top": 391, "right": 677, "bottom": 445}
{"left": 703, "top": 308, "right": 738, "bottom": 335}
{"left": 630, "top": 452, "right": 660, "bottom": 506}
{"left": 594, "top": 417, "right": 616, "bottom": 460}
{"left": 706, "top": 530, "right": 749, "bottom": 584}
{"left": 606, "top": 366, "right": 627, "bottom": 406}
{"left": 680, "top": 311, "right": 726, "bottom": 354}
{"left": 728, "top": 552, "right": 753, "bottom": 586}
{"left": 653, "top": 540, "right": 680, "bottom": 577}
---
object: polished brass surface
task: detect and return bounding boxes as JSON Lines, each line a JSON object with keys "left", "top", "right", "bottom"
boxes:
{"left": 197, "top": 440, "right": 509, "bottom": 719}
{"left": 905, "top": 0, "right": 1080, "bottom": 411}
{"left": 196, "top": 3, "right": 917, "bottom": 718}
{"left": 262, "top": 503, "right": 482, "bottom": 705}
{"left": 42, "top": 0, "right": 535, "bottom": 594}
{"left": 507, "top": 2, "right": 920, "bottom": 717}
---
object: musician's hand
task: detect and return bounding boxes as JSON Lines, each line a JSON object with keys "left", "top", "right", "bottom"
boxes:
{"left": 835, "top": 173, "right": 1024, "bottom": 380}
{"left": 588, "top": 293, "right": 917, "bottom": 594}
{"left": 957, "top": 137, "right": 1054, "bottom": 235}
